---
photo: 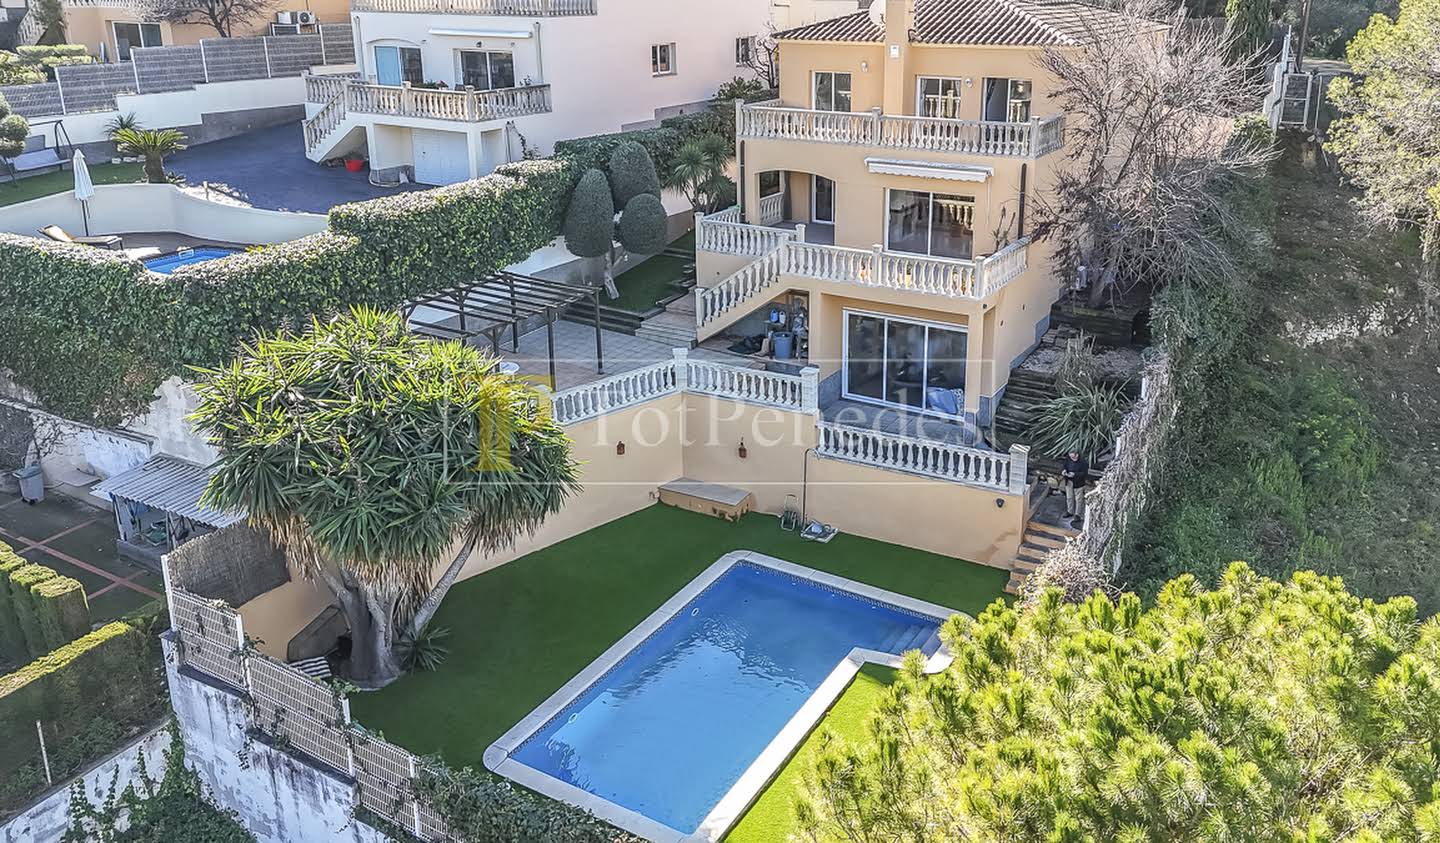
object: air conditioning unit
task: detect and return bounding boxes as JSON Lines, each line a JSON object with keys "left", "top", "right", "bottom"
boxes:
{"left": 275, "top": 10, "right": 294, "bottom": 23}
{"left": 294, "top": 10, "right": 316, "bottom": 24}
{"left": 270, "top": 22, "right": 301, "bottom": 34}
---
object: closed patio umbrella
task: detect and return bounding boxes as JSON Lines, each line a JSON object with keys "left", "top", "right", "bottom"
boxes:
{"left": 72, "top": 150, "right": 95, "bottom": 236}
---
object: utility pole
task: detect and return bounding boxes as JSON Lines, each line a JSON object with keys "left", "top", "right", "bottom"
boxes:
{"left": 1296, "top": 0, "right": 1313, "bottom": 72}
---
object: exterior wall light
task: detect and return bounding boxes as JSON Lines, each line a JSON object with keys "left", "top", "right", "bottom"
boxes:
{"left": 616, "top": 441, "right": 626, "bottom": 456}
{"left": 738, "top": 439, "right": 748, "bottom": 459}
{"left": 995, "top": 498, "right": 1005, "bottom": 508}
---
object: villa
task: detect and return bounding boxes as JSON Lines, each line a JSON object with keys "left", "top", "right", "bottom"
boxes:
{"left": 302, "top": 0, "right": 861, "bottom": 184}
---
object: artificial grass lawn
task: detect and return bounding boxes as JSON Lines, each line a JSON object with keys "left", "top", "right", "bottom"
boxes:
{"left": 610, "top": 252, "right": 692, "bottom": 312}
{"left": 0, "top": 163, "right": 145, "bottom": 207}
{"left": 348, "top": 504, "right": 1007, "bottom": 770}
{"left": 723, "top": 664, "right": 898, "bottom": 842}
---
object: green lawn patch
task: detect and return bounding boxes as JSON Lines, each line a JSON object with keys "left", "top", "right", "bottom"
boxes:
{"left": 724, "top": 663, "right": 898, "bottom": 843}
{"left": 349, "top": 504, "right": 1007, "bottom": 770}
{"left": 0, "top": 163, "right": 146, "bottom": 207}
{"left": 610, "top": 252, "right": 691, "bottom": 312}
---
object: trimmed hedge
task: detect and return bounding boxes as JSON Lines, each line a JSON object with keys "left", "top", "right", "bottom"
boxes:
{"left": 8, "top": 564, "right": 54, "bottom": 659}
{"left": 32, "top": 576, "right": 88, "bottom": 653}
{"left": 0, "top": 546, "right": 27, "bottom": 664}
{"left": 328, "top": 158, "right": 573, "bottom": 301}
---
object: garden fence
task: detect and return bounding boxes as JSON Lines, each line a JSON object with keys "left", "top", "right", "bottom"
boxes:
{"left": 1, "top": 25, "right": 355, "bottom": 119}
{"left": 165, "top": 586, "right": 456, "bottom": 841}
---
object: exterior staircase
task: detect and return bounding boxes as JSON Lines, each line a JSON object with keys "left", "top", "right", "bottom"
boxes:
{"left": 993, "top": 368, "right": 1060, "bottom": 443}
{"left": 561, "top": 301, "right": 645, "bottom": 335}
{"left": 635, "top": 294, "right": 698, "bottom": 348}
{"left": 1004, "top": 519, "right": 1079, "bottom": 595}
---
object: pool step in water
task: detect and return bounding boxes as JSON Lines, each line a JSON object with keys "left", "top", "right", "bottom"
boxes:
{"left": 878, "top": 623, "right": 932, "bottom": 654}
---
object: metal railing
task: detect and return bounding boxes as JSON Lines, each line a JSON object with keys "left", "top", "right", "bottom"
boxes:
{"left": 737, "top": 102, "right": 1066, "bottom": 158}
{"left": 817, "top": 421, "right": 1028, "bottom": 493}
{"left": 351, "top": 0, "right": 595, "bottom": 13}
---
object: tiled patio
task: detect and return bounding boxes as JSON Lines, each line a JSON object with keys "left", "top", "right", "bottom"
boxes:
{"left": 767, "top": 220, "right": 835, "bottom": 245}
{"left": 497, "top": 320, "right": 751, "bottom": 390}
{"left": 821, "top": 398, "right": 988, "bottom": 448}
{"left": 0, "top": 491, "right": 162, "bottom": 624}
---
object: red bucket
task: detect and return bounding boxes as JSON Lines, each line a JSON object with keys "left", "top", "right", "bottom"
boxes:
{"left": 344, "top": 159, "right": 365, "bottom": 173}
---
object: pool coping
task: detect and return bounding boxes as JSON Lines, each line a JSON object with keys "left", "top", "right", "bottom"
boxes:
{"left": 483, "top": 550, "right": 961, "bottom": 843}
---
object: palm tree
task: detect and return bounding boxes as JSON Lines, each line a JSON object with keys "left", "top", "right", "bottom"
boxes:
{"left": 191, "top": 308, "right": 581, "bottom": 687}
{"left": 666, "top": 135, "right": 733, "bottom": 213}
{"left": 113, "top": 128, "right": 187, "bottom": 184}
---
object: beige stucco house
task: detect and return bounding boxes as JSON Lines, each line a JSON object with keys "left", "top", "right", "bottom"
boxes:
{"left": 695, "top": 0, "right": 1144, "bottom": 432}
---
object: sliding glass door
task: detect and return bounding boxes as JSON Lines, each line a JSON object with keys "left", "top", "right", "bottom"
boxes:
{"left": 843, "top": 310, "right": 968, "bottom": 416}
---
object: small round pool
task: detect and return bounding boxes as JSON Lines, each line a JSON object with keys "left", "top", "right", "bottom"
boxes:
{"left": 142, "top": 247, "right": 239, "bottom": 274}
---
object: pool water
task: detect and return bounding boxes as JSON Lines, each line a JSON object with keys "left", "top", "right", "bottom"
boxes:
{"left": 142, "top": 247, "right": 237, "bottom": 274}
{"left": 510, "top": 562, "right": 941, "bottom": 834}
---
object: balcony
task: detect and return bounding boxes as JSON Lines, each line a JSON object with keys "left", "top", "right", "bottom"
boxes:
{"left": 350, "top": 0, "right": 595, "bottom": 13}
{"left": 736, "top": 102, "right": 1065, "bottom": 159}
{"left": 345, "top": 80, "right": 552, "bottom": 122}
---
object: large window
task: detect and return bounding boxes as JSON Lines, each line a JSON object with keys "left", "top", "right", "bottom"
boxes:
{"left": 375, "top": 45, "right": 423, "bottom": 86}
{"left": 651, "top": 43, "right": 675, "bottom": 76}
{"left": 916, "top": 76, "right": 963, "bottom": 118}
{"left": 459, "top": 50, "right": 514, "bottom": 90}
{"left": 812, "top": 71, "right": 852, "bottom": 112}
{"left": 886, "top": 189, "right": 974, "bottom": 259}
{"left": 758, "top": 170, "right": 782, "bottom": 197}
{"left": 812, "top": 175, "right": 835, "bottom": 224}
{"left": 112, "top": 22, "right": 162, "bottom": 61}
{"left": 844, "top": 311, "right": 968, "bottom": 414}
{"left": 982, "top": 78, "right": 1032, "bottom": 122}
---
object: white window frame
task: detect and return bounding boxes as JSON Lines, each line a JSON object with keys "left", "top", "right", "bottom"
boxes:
{"left": 882, "top": 188, "right": 975, "bottom": 258}
{"left": 456, "top": 49, "right": 515, "bottom": 91}
{"left": 735, "top": 36, "right": 755, "bottom": 66}
{"left": 111, "top": 20, "right": 163, "bottom": 61}
{"left": 840, "top": 307, "right": 969, "bottom": 418}
{"left": 651, "top": 42, "right": 676, "bottom": 76}
{"left": 811, "top": 70, "right": 853, "bottom": 112}
{"left": 810, "top": 175, "right": 835, "bottom": 225}
{"left": 981, "top": 77, "right": 1033, "bottom": 122}
{"left": 915, "top": 76, "right": 964, "bottom": 118}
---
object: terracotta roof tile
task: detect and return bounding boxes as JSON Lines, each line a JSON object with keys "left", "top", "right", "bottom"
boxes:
{"left": 775, "top": 0, "right": 1160, "bottom": 47}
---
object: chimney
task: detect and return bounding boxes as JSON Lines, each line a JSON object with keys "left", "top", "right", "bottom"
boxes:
{"left": 881, "top": 0, "right": 916, "bottom": 114}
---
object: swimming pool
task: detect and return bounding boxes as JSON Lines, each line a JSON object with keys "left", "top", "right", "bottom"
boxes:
{"left": 487, "top": 552, "right": 953, "bottom": 842}
{"left": 142, "top": 247, "right": 238, "bottom": 274}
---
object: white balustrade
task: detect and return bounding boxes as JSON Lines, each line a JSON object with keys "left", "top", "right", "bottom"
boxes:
{"left": 979, "top": 236, "right": 1031, "bottom": 296}
{"left": 738, "top": 103, "right": 1065, "bottom": 158}
{"left": 343, "top": 82, "right": 552, "bottom": 122}
{"left": 875, "top": 250, "right": 977, "bottom": 297}
{"left": 548, "top": 362, "right": 677, "bottom": 425}
{"left": 816, "top": 422, "right": 1016, "bottom": 490}
{"left": 303, "top": 96, "right": 346, "bottom": 152}
{"left": 756, "top": 192, "right": 785, "bottom": 226}
{"left": 304, "top": 72, "right": 356, "bottom": 104}
{"left": 352, "top": 0, "right": 595, "bottom": 13}
{"left": 695, "top": 217, "right": 792, "bottom": 257}
{"left": 685, "top": 360, "right": 805, "bottom": 410}
{"left": 787, "top": 242, "right": 873, "bottom": 283}
{"left": 696, "top": 243, "right": 787, "bottom": 326}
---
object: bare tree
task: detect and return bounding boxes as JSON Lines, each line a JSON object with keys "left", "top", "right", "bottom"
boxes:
{"left": 145, "top": 0, "right": 269, "bottom": 37}
{"left": 1034, "top": 0, "right": 1272, "bottom": 307}
{"left": 741, "top": 24, "right": 780, "bottom": 90}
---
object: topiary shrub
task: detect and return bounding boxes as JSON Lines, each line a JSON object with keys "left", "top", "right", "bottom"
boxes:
{"left": 617, "top": 193, "right": 667, "bottom": 255}
{"left": 0, "top": 92, "right": 28, "bottom": 159}
{"left": 563, "top": 168, "right": 615, "bottom": 259}
{"left": 0, "top": 544, "right": 28, "bottom": 664}
{"left": 607, "top": 141, "right": 661, "bottom": 207}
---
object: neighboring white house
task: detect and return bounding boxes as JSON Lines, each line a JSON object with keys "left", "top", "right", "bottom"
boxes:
{"left": 303, "top": 0, "right": 860, "bottom": 185}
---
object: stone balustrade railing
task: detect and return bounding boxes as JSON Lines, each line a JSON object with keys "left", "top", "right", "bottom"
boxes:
{"left": 737, "top": 103, "right": 1066, "bottom": 158}
{"left": 756, "top": 192, "right": 785, "bottom": 225}
{"left": 346, "top": 81, "right": 552, "bottom": 122}
{"left": 303, "top": 94, "right": 347, "bottom": 151}
{"left": 352, "top": 0, "right": 595, "bottom": 12}
{"left": 305, "top": 72, "right": 358, "bottom": 104}
{"left": 693, "top": 213, "right": 1032, "bottom": 326}
{"left": 546, "top": 351, "right": 1022, "bottom": 493}
{"left": 817, "top": 421, "right": 1029, "bottom": 493}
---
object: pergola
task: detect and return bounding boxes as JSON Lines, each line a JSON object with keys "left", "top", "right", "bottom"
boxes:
{"left": 402, "top": 271, "right": 604, "bottom": 387}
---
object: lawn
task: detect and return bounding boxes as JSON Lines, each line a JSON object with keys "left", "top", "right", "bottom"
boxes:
{"left": 724, "top": 664, "right": 898, "bottom": 842}
{"left": 609, "top": 230, "right": 696, "bottom": 312}
{"left": 0, "top": 163, "right": 145, "bottom": 207}
{"left": 348, "top": 504, "right": 1007, "bottom": 770}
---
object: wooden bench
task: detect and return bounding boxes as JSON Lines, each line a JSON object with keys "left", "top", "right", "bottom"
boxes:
{"left": 658, "top": 478, "right": 754, "bottom": 522}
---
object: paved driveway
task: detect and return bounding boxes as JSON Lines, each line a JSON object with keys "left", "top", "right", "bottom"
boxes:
{"left": 166, "top": 121, "right": 425, "bottom": 213}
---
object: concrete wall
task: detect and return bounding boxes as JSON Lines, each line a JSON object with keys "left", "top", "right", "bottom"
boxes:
{"left": 0, "top": 183, "right": 327, "bottom": 243}
{"left": 0, "top": 725, "right": 171, "bottom": 843}
{"left": 60, "top": 0, "right": 351, "bottom": 60}
{"left": 163, "top": 638, "right": 389, "bottom": 843}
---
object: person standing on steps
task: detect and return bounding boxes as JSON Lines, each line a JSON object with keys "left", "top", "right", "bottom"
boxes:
{"left": 1060, "top": 450, "right": 1089, "bottom": 526}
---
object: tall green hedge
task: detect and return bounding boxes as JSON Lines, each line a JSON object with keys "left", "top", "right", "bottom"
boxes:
{"left": 31, "top": 576, "right": 88, "bottom": 653}
{"left": 8, "top": 564, "right": 54, "bottom": 659}
{"left": 0, "top": 546, "right": 27, "bottom": 664}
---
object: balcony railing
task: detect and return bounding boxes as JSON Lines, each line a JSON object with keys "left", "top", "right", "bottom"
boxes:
{"left": 736, "top": 103, "right": 1065, "bottom": 158}
{"left": 817, "top": 422, "right": 1027, "bottom": 492}
{"left": 304, "top": 71, "right": 359, "bottom": 104}
{"left": 345, "top": 81, "right": 552, "bottom": 122}
{"left": 351, "top": 0, "right": 595, "bottom": 13}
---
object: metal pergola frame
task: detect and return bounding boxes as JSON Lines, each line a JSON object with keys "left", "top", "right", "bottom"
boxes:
{"left": 402, "top": 271, "right": 604, "bottom": 387}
